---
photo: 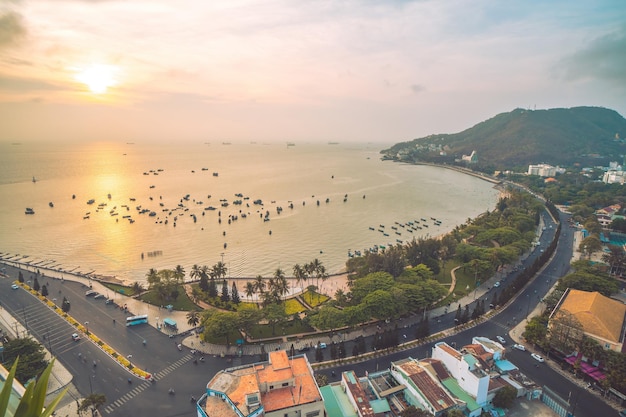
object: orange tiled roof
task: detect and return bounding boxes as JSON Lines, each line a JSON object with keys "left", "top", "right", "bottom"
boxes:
{"left": 397, "top": 361, "right": 456, "bottom": 412}
{"left": 559, "top": 289, "right": 626, "bottom": 343}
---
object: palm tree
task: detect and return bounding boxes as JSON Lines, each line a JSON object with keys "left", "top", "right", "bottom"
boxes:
{"left": 293, "top": 263, "right": 307, "bottom": 291}
{"left": 245, "top": 282, "right": 256, "bottom": 301}
{"left": 146, "top": 268, "right": 159, "bottom": 289}
{"left": 273, "top": 268, "right": 289, "bottom": 301}
{"left": 190, "top": 264, "right": 202, "bottom": 281}
{"left": 186, "top": 311, "right": 200, "bottom": 328}
{"left": 79, "top": 393, "right": 107, "bottom": 416}
{"left": 212, "top": 261, "right": 227, "bottom": 280}
{"left": 174, "top": 264, "right": 186, "bottom": 283}
{"left": 253, "top": 275, "right": 266, "bottom": 296}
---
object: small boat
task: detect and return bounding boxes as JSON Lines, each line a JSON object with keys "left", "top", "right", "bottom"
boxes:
{"left": 49, "top": 202, "right": 54, "bottom": 208}
{"left": 25, "top": 207, "right": 35, "bottom": 214}
{"left": 87, "top": 199, "right": 95, "bottom": 205}
{"left": 32, "top": 176, "right": 37, "bottom": 183}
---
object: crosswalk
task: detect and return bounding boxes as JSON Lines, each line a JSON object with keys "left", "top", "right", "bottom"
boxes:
{"left": 102, "top": 355, "right": 191, "bottom": 415}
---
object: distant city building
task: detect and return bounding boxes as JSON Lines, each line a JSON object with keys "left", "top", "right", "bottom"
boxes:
{"left": 603, "top": 170, "right": 626, "bottom": 184}
{"left": 527, "top": 164, "right": 556, "bottom": 177}
{"left": 595, "top": 204, "right": 622, "bottom": 227}
{"left": 198, "top": 350, "right": 325, "bottom": 417}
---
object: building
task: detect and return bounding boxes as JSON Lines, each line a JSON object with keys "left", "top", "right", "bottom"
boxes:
{"left": 551, "top": 289, "right": 626, "bottom": 352}
{"left": 199, "top": 350, "right": 325, "bottom": 417}
{"left": 461, "top": 150, "right": 478, "bottom": 164}
{"left": 527, "top": 164, "right": 556, "bottom": 177}
{"left": 603, "top": 170, "right": 626, "bottom": 184}
{"left": 595, "top": 204, "right": 622, "bottom": 227}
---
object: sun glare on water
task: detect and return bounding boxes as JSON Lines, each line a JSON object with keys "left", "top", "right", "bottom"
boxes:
{"left": 75, "top": 64, "right": 118, "bottom": 94}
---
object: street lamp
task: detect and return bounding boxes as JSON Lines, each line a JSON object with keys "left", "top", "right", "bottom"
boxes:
{"left": 85, "top": 321, "right": 89, "bottom": 334}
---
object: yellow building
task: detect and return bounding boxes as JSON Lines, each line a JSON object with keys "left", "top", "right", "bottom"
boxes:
{"left": 551, "top": 289, "right": 626, "bottom": 352}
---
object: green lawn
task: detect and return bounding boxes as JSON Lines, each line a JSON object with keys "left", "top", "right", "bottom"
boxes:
{"left": 302, "top": 290, "right": 329, "bottom": 307}
{"left": 248, "top": 320, "right": 314, "bottom": 340}
{"left": 101, "top": 283, "right": 138, "bottom": 297}
{"left": 284, "top": 298, "right": 307, "bottom": 315}
{"left": 138, "top": 286, "right": 199, "bottom": 311}
{"left": 434, "top": 259, "right": 459, "bottom": 284}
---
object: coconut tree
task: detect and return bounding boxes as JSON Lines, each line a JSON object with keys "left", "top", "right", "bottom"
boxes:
{"left": 293, "top": 263, "right": 307, "bottom": 291}
{"left": 190, "top": 264, "right": 202, "bottom": 281}
{"left": 174, "top": 264, "right": 186, "bottom": 283}
{"left": 186, "top": 311, "right": 200, "bottom": 328}
{"left": 79, "top": 393, "right": 107, "bottom": 417}
{"left": 253, "top": 275, "right": 266, "bottom": 296}
{"left": 245, "top": 282, "right": 256, "bottom": 301}
{"left": 212, "top": 261, "right": 227, "bottom": 280}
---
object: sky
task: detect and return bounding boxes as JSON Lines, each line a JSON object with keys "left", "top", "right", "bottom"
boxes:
{"left": 0, "top": 0, "right": 625, "bottom": 144}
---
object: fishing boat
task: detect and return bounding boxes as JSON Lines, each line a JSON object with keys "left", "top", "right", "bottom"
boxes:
{"left": 49, "top": 202, "right": 54, "bottom": 208}
{"left": 25, "top": 207, "right": 35, "bottom": 214}
{"left": 32, "top": 176, "right": 37, "bottom": 183}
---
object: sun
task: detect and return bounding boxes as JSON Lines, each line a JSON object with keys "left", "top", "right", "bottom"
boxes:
{"left": 75, "top": 64, "right": 118, "bottom": 94}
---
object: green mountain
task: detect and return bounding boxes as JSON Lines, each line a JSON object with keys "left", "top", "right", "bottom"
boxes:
{"left": 382, "top": 107, "right": 626, "bottom": 170}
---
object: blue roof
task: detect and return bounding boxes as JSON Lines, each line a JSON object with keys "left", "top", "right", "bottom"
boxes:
{"left": 494, "top": 359, "right": 517, "bottom": 372}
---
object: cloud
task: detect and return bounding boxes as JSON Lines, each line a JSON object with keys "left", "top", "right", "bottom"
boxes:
{"left": 557, "top": 24, "right": 626, "bottom": 86}
{"left": 0, "top": 74, "right": 62, "bottom": 92}
{"left": 410, "top": 84, "right": 425, "bottom": 94}
{"left": 0, "top": 10, "right": 26, "bottom": 48}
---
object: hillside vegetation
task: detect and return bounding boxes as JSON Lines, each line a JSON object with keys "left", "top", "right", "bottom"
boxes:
{"left": 382, "top": 106, "right": 626, "bottom": 171}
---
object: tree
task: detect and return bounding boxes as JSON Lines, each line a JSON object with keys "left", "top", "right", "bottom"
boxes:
{"left": 18, "top": 270, "right": 24, "bottom": 282}
{"left": 61, "top": 296, "right": 71, "bottom": 313}
{"left": 523, "top": 315, "right": 548, "bottom": 346}
{"left": 208, "top": 276, "right": 218, "bottom": 297}
{"left": 221, "top": 280, "right": 230, "bottom": 302}
{"left": 263, "top": 303, "right": 287, "bottom": 336}
{"left": 190, "top": 264, "right": 202, "bottom": 282}
{"left": 231, "top": 282, "right": 240, "bottom": 304}
{"left": 309, "top": 306, "right": 345, "bottom": 332}
{"left": 41, "top": 284, "right": 48, "bottom": 297}
{"left": 244, "top": 282, "right": 255, "bottom": 301}
{"left": 33, "top": 276, "right": 40, "bottom": 292}
{"left": 492, "top": 386, "right": 517, "bottom": 408}
{"left": 2, "top": 338, "right": 49, "bottom": 384}
{"left": 338, "top": 340, "right": 346, "bottom": 359}
{"left": 79, "top": 393, "right": 107, "bottom": 416}
{"left": 400, "top": 405, "right": 430, "bottom": 417}
{"left": 203, "top": 311, "right": 239, "bottom": 346}
{"left": 131, "top": 281, "right": 144, "bottom": 294}
{"left": 174, "top": 264, "right": 186, "bottom": 283}
{"left": 186, "top": 311, "right": 200, "bottom": 328}
{"left": 0, "top": 358, "right": 67, "bottom": 417}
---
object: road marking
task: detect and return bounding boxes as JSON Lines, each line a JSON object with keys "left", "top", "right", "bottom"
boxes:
{"left": 102, "top": 355, "right": 191, "bottom": 414}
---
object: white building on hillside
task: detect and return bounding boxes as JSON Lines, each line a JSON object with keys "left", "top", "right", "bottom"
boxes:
{"left": 527, "top": 164, "right": 556, "bottom": 177}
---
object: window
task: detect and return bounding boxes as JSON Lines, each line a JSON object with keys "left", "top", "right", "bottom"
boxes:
{"left": 305, "top": 411, "right": 320, "bottom": 417}
{"left": 282, "top": 382, "right": 289, "bottom": 387}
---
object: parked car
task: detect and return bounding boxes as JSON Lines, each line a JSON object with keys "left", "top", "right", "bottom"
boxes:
{"left": 11, "top": 284, "right": 19, "bottom": 290}
{"left": 513, "top": 344, "right": 526, "bottom": 351}
{"left": 298, "top": 346, "right": 311, "bottom": 352}
{"left": 531, "top": 353, "right": 544, "bottom": 362}
{"left": 315, "top": 343, "right": 327, "bottom": 349}
{"left": 496, "top": 335, "right": 506, "bottom": 344}
{"left": 494, "top": 281, "right": 501, "bottom": 288}
{"left": 72, "top": 333, "right": 80, "bottom": 341}
{"left": 85, "top": 290, "right": 96, "bottom": 296}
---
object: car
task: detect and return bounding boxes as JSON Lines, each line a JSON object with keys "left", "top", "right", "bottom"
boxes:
{"left": 71, "top": 333, "right": 80, "bottom": 341}
{"left": 619, "top": 409, "right": 626, "bottom": 417}
{"left": 298, "top": 346, "right": 311, "bottom": 352}
{"left": 11, "top": 284, "right": 19, "bottom": 290}
{"left": 85, "top": 290, "right": 96, "bottom": 296}
{"left": 315, "top": 343, "right": 327, "bottom": 349}
{"left": 93, "top": 293, "right": 104, "bottom": 299}
{"left": 494, "top": 281, "right": 500, "bottom": 288}
{"left": 513, "top": 344, "right": 526, "bottom": 351}
{"left": 496, "top": 335, "right": 506, "bottom": 344}
{"left": 531, "top": 353, "right": 544, "bottom": 362}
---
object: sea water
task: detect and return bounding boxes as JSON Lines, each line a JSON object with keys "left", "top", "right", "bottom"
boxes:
{"left": 0, "top": 140, "right": 499, "bottom": 283}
